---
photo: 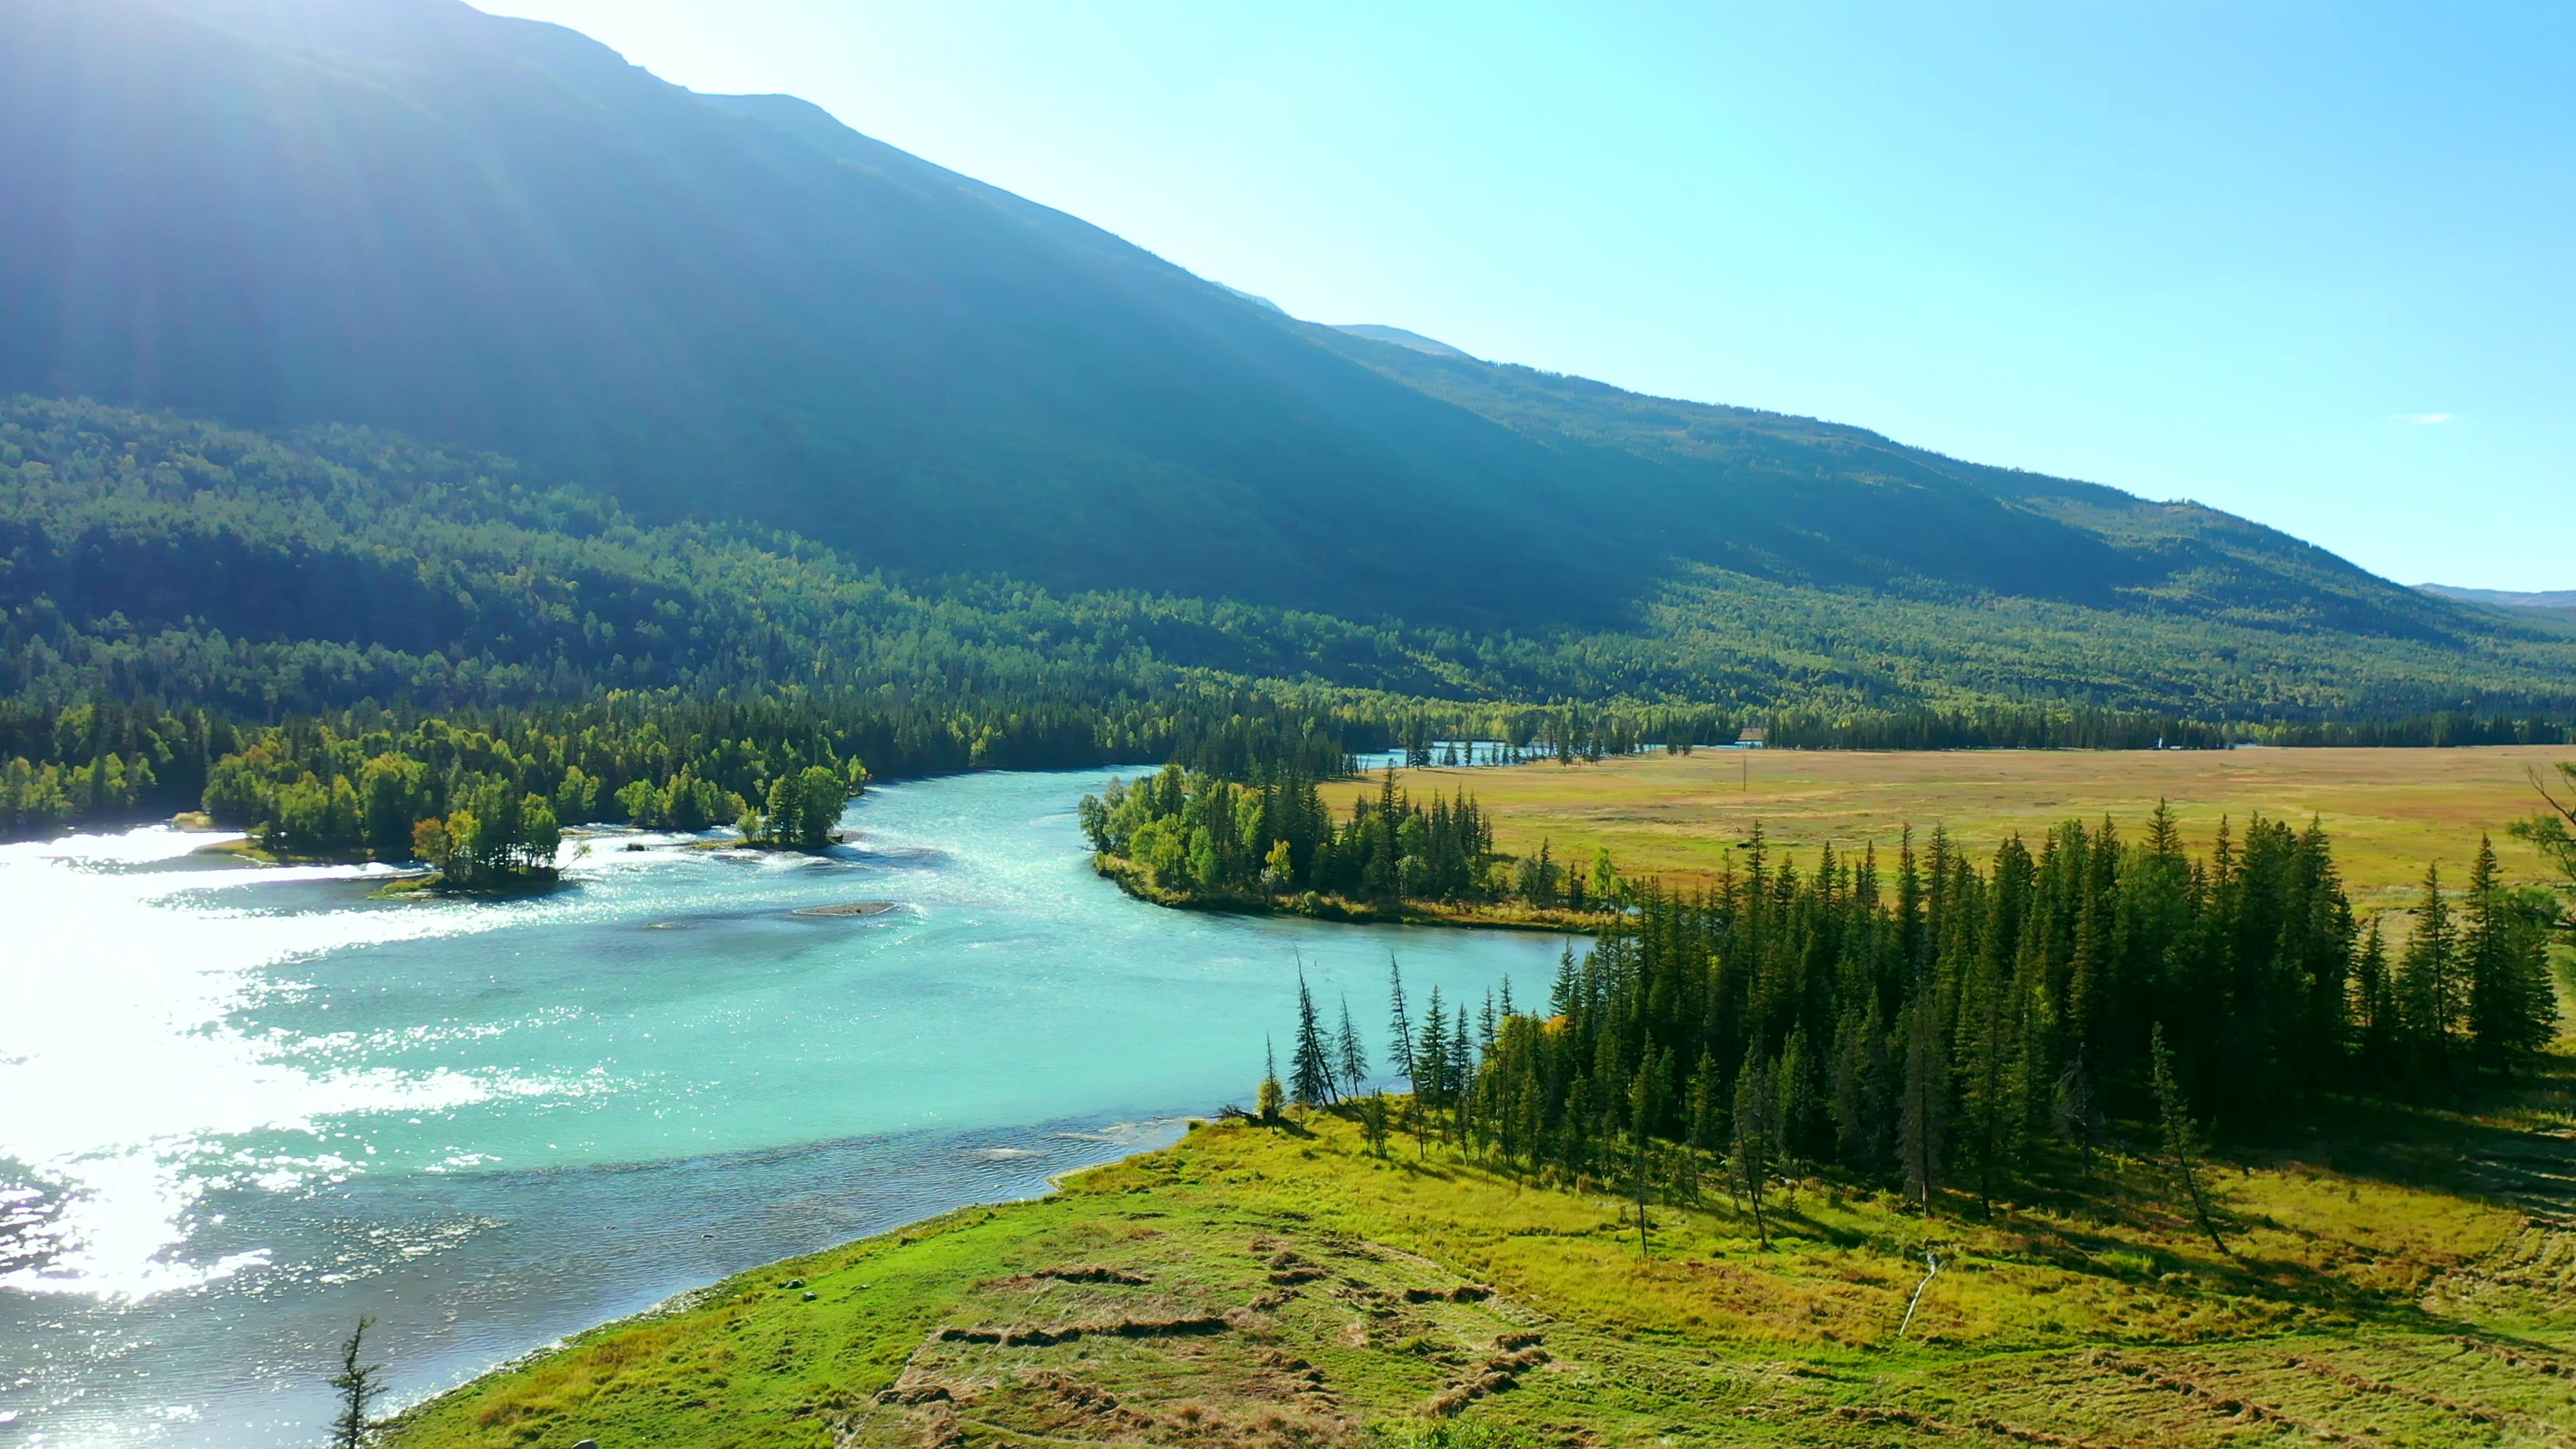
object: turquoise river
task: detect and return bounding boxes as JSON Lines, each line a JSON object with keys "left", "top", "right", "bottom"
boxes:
{"left": 0, "top": 767, "right": 1576, "bottom": 1447}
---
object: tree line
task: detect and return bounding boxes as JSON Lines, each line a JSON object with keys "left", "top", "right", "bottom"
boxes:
{"left": 1269, "top": 804, "right": 2565, "bottom": 1222}
{"left": 0, "top": 690, "right": 1415, "bottom": 847}
{"left": 1082, "top": 763, "right": 1622, "bottom": 913}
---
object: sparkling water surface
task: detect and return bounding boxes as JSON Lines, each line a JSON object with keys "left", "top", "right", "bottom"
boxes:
{"left": 0, "top": 767, "right": 1574, "bottom": 1446}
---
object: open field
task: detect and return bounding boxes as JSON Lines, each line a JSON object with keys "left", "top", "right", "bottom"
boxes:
{"left": 388, "top": 1071, "right": 2576, "bottom": 1449}
{"left": 1365, "top": 745, "right": 2576, "bottom": 912}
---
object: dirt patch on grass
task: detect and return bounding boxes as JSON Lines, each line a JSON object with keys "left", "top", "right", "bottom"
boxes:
{"left": 987, "top": 1265, "right": 1155, "bottom": 1288}
{"left": 1428, "top": 1334, "right": 1550, "bottom": 1416}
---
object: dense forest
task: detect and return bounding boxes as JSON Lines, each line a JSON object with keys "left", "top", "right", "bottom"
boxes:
{"left": 1083, "top": 763, "right": 1620, "bottom": 915}
{"left": 0, "top": 693, "right": 1393, "bottom": 855}
{"left": 2, "top": 397, "right": 2572, "bottom": 851}
{"left": 7, "top": 400, "right": 2576, "bottom": 742}
{"left": 5, "top": 394, "right": 2576, "bottom": 845}
{"left": 1274, "top": 806, "right": 2568, "bottom": 1227}
{"left": 5, "top": 0, "right": 2575, "bottom": 867}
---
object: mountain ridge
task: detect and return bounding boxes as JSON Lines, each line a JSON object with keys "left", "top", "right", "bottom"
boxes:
{"left": 2420, "top": 584, "right": 2576, "bottom": 611}
{"left": 2, "top": 0, "right": 2569, "bottom": 716}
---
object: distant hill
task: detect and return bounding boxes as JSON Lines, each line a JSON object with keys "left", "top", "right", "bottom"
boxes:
{"left": 2420, "top": 584, "right": 2576, "bottom": 611}
{"left": 3, "top": 0, "right": 2573, "bottom": 716}
{"left": 1332, "top": 324, "right": 1474, "bottom": 359}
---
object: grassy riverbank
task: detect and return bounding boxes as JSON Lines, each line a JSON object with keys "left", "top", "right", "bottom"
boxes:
{"left": 1093, "top": 853, "right": 1613, "bottom": 934}
{"left": 386, "top": 1066, "right": 2576, "bottom": 1448}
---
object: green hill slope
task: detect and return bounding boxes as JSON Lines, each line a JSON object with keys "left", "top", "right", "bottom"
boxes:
{"left": 7, "top": 398, "right": 2574, "bottom": 723}
{"left": 0, "top": 0, "right": 1627, "bottom": 628}
{"left": 383, "top": 1105, "right": 2576, "bottom": 1449}
{"left": 6, "top": 0, "right": 2563, "bottom": 696}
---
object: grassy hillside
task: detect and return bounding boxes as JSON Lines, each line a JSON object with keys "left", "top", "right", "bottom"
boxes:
{"left": 384, "top": 1079, "right": 2576, "bottom": 1448}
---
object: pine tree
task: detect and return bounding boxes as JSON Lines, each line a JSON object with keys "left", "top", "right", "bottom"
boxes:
{"left": 1627, "top": 1062, "right": 1656, "bottom": 1257}
{"left": 1955, "top": 836, "right": 2033, "bottom": 1216}
{"left": 1362, "top": 1089, "right": 1391, "bottom": 1155}
{"left": 1899, "top": 1000, "right": 1946, "bottom": 1216}
{"left": 1449, "top": 1004, "right": 1474, "bottom": 1144}
{"left": 1414, "top": 985, "right": 1449, "bottom": 1110}
{"left": 1774, "top": 1026, "right": 1815, "bottom": 1171}
{"left": 1335, "top": 994, "right": 1371, "bottom": 1097}
{"left": 1731, "top": 1055, "right": 1778, "bottom": 1249}
{"left": 2051, "top": 1046, "right": 2102, "bottom": 1179}
{"left": 1386, "top": 955, "right": 1415, "bottom": 1089}
{"left": 1290, "top": 967, "right": 1338, "bottom": 1108}
{"left": 329, "top": 1316, "right": 386, "bottom": 1449}
{"left": 2464, "top": 835, "right": 2557, "bottom": 1075}
{"left": 2151, "top": 1022, "right": 2233, "bottom": 1258}
{"left": 1684, "top": 1051, "right": 1719, "bottom": 1202}
{"left": 1259, "top": 1034, "right": 1285, "bottom": 1122}
{"left": 2353, "top": 918, "right": 2396, "bottom": 1075}
{"left": 1829, "top": 1002, "right": 1888, "bottom": 1177}
{"left": 2398, "top": 864, "right": 2463, "bottom": 1079}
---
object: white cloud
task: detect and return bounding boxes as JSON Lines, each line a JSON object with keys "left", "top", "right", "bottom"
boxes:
{"left": 2390, "top": 412, "right": 2454, "bottom": 425}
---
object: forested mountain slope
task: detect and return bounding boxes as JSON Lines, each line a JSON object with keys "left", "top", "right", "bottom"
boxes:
{"left": 5, "top": 0, "right": 2561, "bottom": 692}
{"left": 8, "top": 398, "right": 2575, "bottom": 723}
{"left": 0, "top": 0, "right": 1622, "bottom": 627}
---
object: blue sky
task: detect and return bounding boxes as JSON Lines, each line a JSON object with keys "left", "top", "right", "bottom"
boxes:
{"left": 482, "top": 1, "right": 2571, "bottom": 590}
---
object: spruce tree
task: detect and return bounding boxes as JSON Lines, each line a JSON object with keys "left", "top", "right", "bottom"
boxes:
{"left": 1415, "top": 985, "right": 1449, "bottom": 1110}
{"left": 1362, "top": 1089, "right": 1391, "bottom": 1155}
{"left": 1290, "top": 967, "right": 1338, "bottom": 1108}
{"left": 2464, "top": 835, "right": 2557, "bottom": 1075}
{"left": 1386, "top": 955, "right": 1415, "bottom": 1089}
{"left": 1335, "top": 994, "right": 1371, "bottom": 1097}
{"left": 1731, "top": 1056, "right": 1778, "bottom": 1249}
{"left": 2051, "top": 1046, "right": 2102, "bottom": 1179}
{"left": 1259, "top": 1034, "right": 1284, "bottom": 1123}
{"left": 2353, "top": 919, "right": 2396, "bottom": 1075}
{"left": 2150, "top": 1023, "right": 2233, "bottom": 1258}
{"left": 1899, "top": 1001, "right": 1947, "bottom": 1216}
{"left": 1628, "top": 1063, "right": 1655, "bottom": 1257}
{"left": 2398, "top": 864, "right": 2463, "bottom": 1079}
{"left": 1684, "top": 1051, "right": 1720, "bottom": 1201}
{"left": 1448, "top": 1004, "right": 1474, "bottom": 1145}
{"left": 329, "top": 1316, "right": 386, "bottom": 1449}
{"left": 1549, "top": 941, "right": 1580, "bottom": 1019}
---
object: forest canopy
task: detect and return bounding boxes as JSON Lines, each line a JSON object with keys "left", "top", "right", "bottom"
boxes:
{"left": 1, "top": 398, "right": 2571, "bottom": 847}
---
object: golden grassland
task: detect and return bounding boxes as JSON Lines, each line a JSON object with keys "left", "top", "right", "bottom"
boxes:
{"left": 386, "top": 1059, "right": 2576, "bottom": 1449}
{"left": 1363, "top": 745, "right": 2575, "bottom": 912}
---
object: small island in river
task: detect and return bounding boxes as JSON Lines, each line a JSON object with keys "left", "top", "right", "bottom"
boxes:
{"left": 1083, "top": 763, "right": 1620, "bottom": 934}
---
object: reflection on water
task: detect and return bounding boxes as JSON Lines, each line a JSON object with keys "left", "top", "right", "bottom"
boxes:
{"left": 0, "top": 771, "right": 1576, "bottom": 1446}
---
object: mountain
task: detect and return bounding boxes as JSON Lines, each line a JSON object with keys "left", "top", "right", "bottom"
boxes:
{"left": 1333, "top": 324, "right": 1474, "bottom": 359}
{"left": 10, "top": 396, "right": 2575, "bottom": 726}
{"left": 3, "top": 0, "right": 2572, "bottom": 717}
{"left": 2420, "top": 584, "right": 2576, "bottom": 611}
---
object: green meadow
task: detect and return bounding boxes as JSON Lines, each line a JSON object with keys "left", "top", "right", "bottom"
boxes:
{"left": 386, "top": 1061, "right": 2576, "bottom": 1448}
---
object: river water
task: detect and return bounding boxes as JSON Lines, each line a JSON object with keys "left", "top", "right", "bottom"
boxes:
{"left": 0, "top": 768, "right": 1575, "bottom": 1446}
